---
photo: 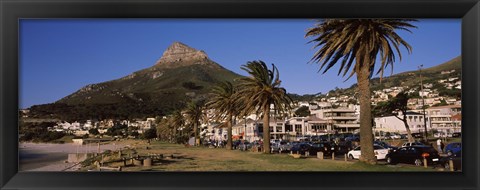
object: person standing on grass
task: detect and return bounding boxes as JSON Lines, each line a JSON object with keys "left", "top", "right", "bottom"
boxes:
{"left": 437, "top": 139, "right": 443, "bottom": 153}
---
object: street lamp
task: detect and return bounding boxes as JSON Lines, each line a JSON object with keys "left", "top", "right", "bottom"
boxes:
{"left": 418, "top": 65, "right": 428, "bottom": 143}
{"left": 244, "top": 115, "right": 247, "bottom": 141}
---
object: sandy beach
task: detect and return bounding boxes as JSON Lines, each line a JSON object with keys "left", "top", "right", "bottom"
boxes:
{"left": 19, "top": 142, "right": 123, "bottom": 171}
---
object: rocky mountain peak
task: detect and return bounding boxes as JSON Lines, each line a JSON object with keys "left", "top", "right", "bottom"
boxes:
{"left": 155, "top": 42, "right": 209, "bottom": 67}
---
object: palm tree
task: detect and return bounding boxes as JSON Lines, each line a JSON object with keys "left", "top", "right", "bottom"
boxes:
{"left": 237, "top": 60, "right": 292, "bottom": 153}
{"left": 305, "top": 19, "right": 416, "bottom": 164}
{"left": 156, "top": 118, "right": 170, "bottom": 141}
{"left": 207, "top": 81, "right": 238, "bottom": 150}
{"left": 184, "top": 100, "right": 204, "bottom": 146}
{"left": 169, "top": 110, "right": 185, "bottom": 143}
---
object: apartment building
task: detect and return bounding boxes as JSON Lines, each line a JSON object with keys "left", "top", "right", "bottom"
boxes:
{"left": 426, "top": 105, "right": 462, "bottom": 135}
{"left": 311, "top": 107, "right": 359, "bottom": 133}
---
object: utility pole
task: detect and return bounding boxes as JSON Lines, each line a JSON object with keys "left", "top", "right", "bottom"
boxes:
{"left": 419, "top": 65, "right": 428, "bottom": 143}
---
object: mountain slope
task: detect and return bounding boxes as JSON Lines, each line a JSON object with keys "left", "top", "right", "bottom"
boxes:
{"left": 297, "top": 56, "right": 461, "bottom": 100}
{"left": 30, "top": 42, "right": 243, "bottom": 120}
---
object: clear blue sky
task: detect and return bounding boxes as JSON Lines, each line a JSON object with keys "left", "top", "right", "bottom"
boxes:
{"left": 19, "top": 19, "right": 461, "bottom": 109}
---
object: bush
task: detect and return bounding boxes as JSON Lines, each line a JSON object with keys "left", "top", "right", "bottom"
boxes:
{"left": 294, "top": 106, "right": 310, "bottom": 117}
{"left": 142, "top": 128, "right": 157, "bottom": 139}
{"left": 88, "top": 128, "right": 100, "bottom": 135}
{"left": 182, "top": 82, "right": 203, "bottom": 90}
{"left": 19, "top": 122, "right": 66, "bottom": 142}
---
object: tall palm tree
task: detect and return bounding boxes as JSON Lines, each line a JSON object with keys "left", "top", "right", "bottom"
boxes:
{"left": 305, "top": 19, "right": 416, "bottom": 164}
{"left": 169, "top": 110, "right": 185, "bottom": 143}
{"left": 184, "top": 100, "right": 204, "bottom": 146}
{"left": 237, "top": 60, "right": 292, "bottom": 153}
{"left": 207, "top": 81, "right": 239, "bottom": 150}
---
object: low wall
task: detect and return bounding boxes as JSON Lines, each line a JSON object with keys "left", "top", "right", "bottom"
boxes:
{"left": 72, "top": 139, "right": 84, "bottom": 145}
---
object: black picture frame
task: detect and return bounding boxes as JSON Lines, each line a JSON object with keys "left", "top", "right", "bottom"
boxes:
{"left": 1, "top": 0, "right": 479, "bottom": 190}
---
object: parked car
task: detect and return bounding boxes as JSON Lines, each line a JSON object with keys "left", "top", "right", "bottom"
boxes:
{"left": 401, "top": 142, "right": 425, "bottom": 147}
{"left": 439, "top": 151, "right": 461, "bottom": 171}
{"left": 290, "top": 143, "right": 311, "bottom": 154}
{"left": 270, "top": 142, "right": 281, "bottom": 153}
{"left": 389, "top": 134, "right": 401, "bottom": 139}
{"left": 279, "top": 141, "right": 293, "bottom": 153}
{"left": 410, "top": 133, "right": 424, "bottom": 138}
{"left": 250, "top": 140, "right": 263, "bottom": 151}
{"left": 374, "top": 141, "right": 398, "bottom": 151}
{"left": 335, "top": 141, "right": 353, "bottom": 154}
{"left": 347, "top": 145, "right": 389, "bottom": 160}
{"left": 319, "top": 135, "right": 330, "bottom": 141}
{"left": 238, "top": 141, "right": 252, "bottom": 151}
{"left": 309, "top": 142, "right": 336, "bottom": 157}
{"left": 434, "top": 132, "right": 452, "bottom": 138}
{"left": 232, "top": 140, "right": 241, "bottom": 149}
{"left": 309, "top": 136, "right": 321, "bottom": 142}
{"left": 271, "top": 141, "right": 290, "bottom": 153}
{"left": 270, "top": 139, "right": 280, "bottom": 144}
{"left": 386, "top": 145, "right": 440, "bottom": 166}
{"left": 452, "top": 132, "right": 461, "bottom": 138}
{"left": 444, "top": 142, "right": 461, "bottom": 156}
{"left": 345, "top": 134, "right": 360, "bottom": 142}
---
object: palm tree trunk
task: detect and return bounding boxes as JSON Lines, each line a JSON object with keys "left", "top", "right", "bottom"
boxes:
{"left": 173, "top": 126, "right": 177, "bottom": 143}
{"left": 263, "top": 105, "right": 271, "bottom": 153}
{"left": 226, "top": 113, "right": 233, "bottom": 150}
{"left": 357, "top": 61, "right": 376, "bottom": 164}
{"left": 194, "top": 123, "right": 198, "bottom": 146}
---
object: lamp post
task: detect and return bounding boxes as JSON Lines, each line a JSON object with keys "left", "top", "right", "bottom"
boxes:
{"left": 418, "top": 65, "right": 428, "bottom": 143}
{"left": 244, "top": 115, "right": 247, "bottom": 141}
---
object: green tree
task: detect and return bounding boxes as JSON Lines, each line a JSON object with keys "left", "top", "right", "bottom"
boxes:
{"left": 294, "top": 106, "right": 311, "bottom": 117}
{"left": 207, "top": 81, "right": 239, "bottom": 150}
{"left": 236, "top": 61, "right": 293, "bottom": 153}
{"left": 169, "top": 110, "right": 185, "bottom": 143}
{"left": 156, "top": 117, "right": 172, "bottom": 142}
{"left": 374, "top": 92, "right": 415, "bottom": 143}
{"left": 88, "top": 128, "right": 100, "bottom": 135}
{"left": 143, "top": 128, "right": 157, "bottom": 139}
{"left": 305, "top": 19, "right": 416, "bottom": 164}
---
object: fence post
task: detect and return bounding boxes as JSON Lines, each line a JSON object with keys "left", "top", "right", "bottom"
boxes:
{"left": 449, "top": 159, "right": 454, "bottom": 171}
{"left": 332, "top": 152, "right": 335, "bottom": 160}
{"left": 423, "top": 158, "right": 428, "bottom": 168}
{"left": 317, "top": 152, "right": 323, "bottom": 160}
{"left": 344, "top": 154, "right": 347, "bottom": 162}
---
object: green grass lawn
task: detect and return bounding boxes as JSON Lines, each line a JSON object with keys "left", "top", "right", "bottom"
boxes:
{"left": 53, "top": 135, "right": 75, "bottom": 143}
{"left": 104, "top": 141, "right": 440, "bottom": 172}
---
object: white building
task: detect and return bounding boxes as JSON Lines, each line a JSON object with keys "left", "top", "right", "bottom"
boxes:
{"left": 374, "top": 112, "right": 428, "bottom": 134}
{"left": 83, "top": 120, "right": 93, "bottom": 129}
{"left": 311, "top": 107, "right": 359, "bottom": 133}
